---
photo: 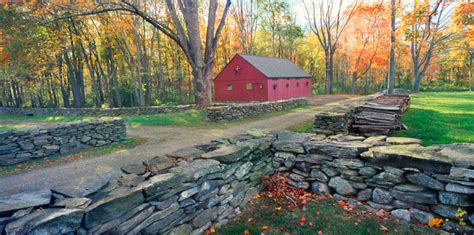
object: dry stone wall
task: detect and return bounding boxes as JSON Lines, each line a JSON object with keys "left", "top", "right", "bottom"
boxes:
{"left": 0, "top": 105, "right": 193, "bottom": 117}
{"left": 0, "top": 119, "right": 127, "bottom": 166}
{"left": 0, "top": 131, "right": 472, "bottom": 234}
{"left": 206, "top": 98, "right": 308, "bottom": 122}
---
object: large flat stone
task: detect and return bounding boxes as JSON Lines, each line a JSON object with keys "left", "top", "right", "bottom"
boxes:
{"left": 139, "top": 173, "right": 184, "bottom": 198}
{"left": 439, "top": 191, "right": 474, "bottom": 207}
{"left": 168, "top": 159, "right": 223, "bottom": 181}
{"left": 391, "top": 185, "right": 438, "bottom": 204}
{"left": 143, "top": 156, "right": 175, "bottom": 174}
{"left": 386, "top": 137, "right": 422, "bottom": 145}
{"left": 52, "top": 175, "right": 109, "bottom": 198}
{"left": 437, "top": 143, "right": 474, "bottom": 167}
{"left": 328, "top": 177, "right": 356, "bottom": 196}
{"left": 83, "top": 187, "right": 144, "bottom": 228}
{"left": 166, "top": 147, "right": 204, "bottom": 160}
{"left": 304, "top": 140, "right": 370, "bottom": 158}
{"left": 405, "top": 172, "right": 445, "bottom": 190}
{"left": 0, "top": 189, "right": 51, "bottom": 215}
{"left": 201, "top": 144, "right": 251, "bottom": 163}
{"left": 361, "top": 144, "right": 453, "bottom": 174}
{"left": 5, "top": 209, "right": 84, "bottom": 234}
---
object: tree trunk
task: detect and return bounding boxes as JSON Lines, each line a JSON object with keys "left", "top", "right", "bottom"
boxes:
{"left": 351, "top": 71, "right": 357, "bottom": 94}
{"left": 193, "top": 66, "right": 212, "bottom": 108}
{"left": 325, "top": 51, "right": 334, "bottom": 94}
{"left": 387, "top": 0, "right": 396, "bottom": 94}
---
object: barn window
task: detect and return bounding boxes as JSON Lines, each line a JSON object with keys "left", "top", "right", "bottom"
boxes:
{"left": 246, "top": 83, "right": 253, "bottom": 90}
{"left": 286, "top": 83, "right": 289, "bottom": 88}
{"left": 273, "top": 84, "right": 278, "bottom": 90}
{"left": 296, "top": 82, "right": 300, "bottom": 87}
{"left": 227, "top": 84, "right": 233, "bottom": 91}
{"left": 306, "top": 81, "right": 309, "bottom": 87}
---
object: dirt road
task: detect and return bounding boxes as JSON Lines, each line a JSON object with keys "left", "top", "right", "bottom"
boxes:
{"left": 0, "top": 95, "right": 360, "bottom": 196}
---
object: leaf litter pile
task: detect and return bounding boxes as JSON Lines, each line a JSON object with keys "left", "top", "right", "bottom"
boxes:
{"left": 213, "top": 174, "right": 439, "bottom": 235}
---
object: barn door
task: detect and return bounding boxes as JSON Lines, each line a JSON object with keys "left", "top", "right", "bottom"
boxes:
{"left": 254, "top": 82, "right": 264, "bottom": 100}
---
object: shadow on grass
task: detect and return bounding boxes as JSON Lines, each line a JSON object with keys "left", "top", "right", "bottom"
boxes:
{"left": 394, "top": 108, "right": 474, "bottom": 145}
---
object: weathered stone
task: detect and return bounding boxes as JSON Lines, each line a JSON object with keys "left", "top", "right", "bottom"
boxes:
{"left": 439, "top": 191, "right": 474, "bottom": 207}
{"left": 372, "top": 171, "right": 405, "bottom": 184}
{"left": 358, "top": 167, "right": 378, "bottom": 177}
{"left": 386, "top": 137, "right": 422, "bottom": 145}
{"left": 304, "top": 140, "right": 370, "bottom": 158}
{"left": 409, "top": 208, "right": 434, "bottom": 224}
{"left": 372, "top": 188, "right": 393, "bottom": 204}
{"left": 142, "top": 208, "right": 184, "bottom": 234}
{"left": 18, "top": 141, "right": 34, "bottom": 150}
{"left": 167, "top": 147, "right": 204, "bottom": 160}
{"left": 272, "top": 141, "right": 305, "bottom": 154}
{"left": 54, "top": 197, "right": 91, "bottom": 209}
{"left": 127, "top": 203, "right": 180, "bottom": 234}
{"left": 235, "top": 162, "right": 253, "bottom": 180}
{"left": 367, "top": 201, "right": 393, "bottom": 211}
{"left": 179, "top": 187, "right": 199, "bottom": 201}
{"left": 363, "top": 135, "right": 387, "bottom": 144}
{"left": 438, "top": 143, "right": 474, "bottom": 167}
{"left": 150, "top": 195, "right": 178, "bottom": 210}
{"left": 52, "top": 175, "right": 109, "bottom": 198}
{"left": 431, "top": 204, "right": 468, "bottom": 220}
{"left": 83, "top": 188, "right": 144, "bottom": 228}
{"left": 310, "top": 170, "right": 328, "bottom": 182}
{"left": 450, "top": 167, "right": 474, "bottom": 179}
{"left": 192, "top": 207, "right": 218, "bottom": 228}
{"left": 361, "top": 144, "right": 455, "bottom": 174}
{"left": 445, "top": 183, "right": 474, "bottom": 194}
{"left": 391, "top": 185, "right": 438, "bottom": 204}
{"left": 110, "top": 204, "right": 155, "bottom": 234}
{"left": 321, "top": 165, "right": 338, "bottom": 177}
{"left": 333, "top": 135, "right": 366, "bottom": 142}
{"left": 406, "top": 172, "right": 445, "bottom": 190}
{"left": 144, "top": 156, "right": 175, "bottom": 174}
{"left": 244, "top": 187, "right": 260, "bottom": 204}
{"left": 289, "top": 173, "right": 306, "bottom": 182}
{"left": 5, "top": 209, "right": 84, "bottom": 234}
{"left": 333, "top": 158, "right": 364, "bottom": 169}
{"left": 168, "top": 159, "right": 223, "bottom": 181}
{"left": 0, "top": 189, "right": 51, "bottom": 215}
{"left": 121, "top": 164, "right": 146, "bottom": 175}
{"left": 168, "top": 224, "right": 193, "bottom": 235}
{"left": 328, "top": 177, "right": 356, "bottom": 196}
{"left": 295, "top": 161, "right": 311, "bottom": 172}
{"left": 311, "top": 182, "right": 330, "bottom": 194}
{"left": 297, "top": 154, "right": 333, "bottom": 164}
{"left": 357, "top": 188, "right": 372, "bottom": 201}
{"left": 201, "top": 144, "right": 251, "bottom": 163}
{"left": 287, "top": 179, "right": 310, "bottom": 190}
{"left": 391, "top": 209, "right": 410, "bottom": 221}
{"left": 442, "top": 221, "right": 474, "bottom": 234}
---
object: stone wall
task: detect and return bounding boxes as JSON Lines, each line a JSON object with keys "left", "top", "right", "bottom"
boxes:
{"left": 0, "top": 131, "right": 472, "bottom": 234}
{"left": 0, "top": 105, "right": 193, "bottom": 117}
{"left": 206, "top": 98, "right": 308, "bottom": 122}
{"left": 0, "top": 119, "right": 127, "bottom": 166}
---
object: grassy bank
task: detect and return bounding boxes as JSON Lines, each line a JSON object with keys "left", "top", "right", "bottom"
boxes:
{"left": 219, "top": 197, "right": 438, "bottom": 235}
{"left": 394, "top": 92, "right": 474, "bottom": 145}
{"left": 0, "top": 137, "right": 145, "bottom": 178}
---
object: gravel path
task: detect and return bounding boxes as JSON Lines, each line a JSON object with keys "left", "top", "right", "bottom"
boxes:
{"left": 0, "top": 95, "right": 360, "bottom": 196}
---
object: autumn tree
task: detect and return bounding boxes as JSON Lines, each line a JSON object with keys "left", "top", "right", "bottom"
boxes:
{"left": 403, "top": 0, "right": 453, "bottom": 92}
{"left": 305, "top": 0, "right": 359, "bottom": 94}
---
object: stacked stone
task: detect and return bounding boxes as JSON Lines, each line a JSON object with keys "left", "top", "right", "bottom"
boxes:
{"left": 0, "top": 131, "right": 472, "bottom": 234}
{"left": 0, "top": 104, "right": 193, "bottom": 117}
{"left": 206, "top": 98, "right": 308, "bottom": 122}
{"left": 313, "top": 107, "right": 353, "bottom": 135}
{"left": 0, "top": 119, "right": 126, "bottom": 166}
{"left": 0, "top": 130, "right": 276, "bottom": 235}
{"left": 272, "top": 135, "right": 474, "bottom": 234}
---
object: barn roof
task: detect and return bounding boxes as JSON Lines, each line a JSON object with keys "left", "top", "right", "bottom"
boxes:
{"left": 239, "top": 54, "right": 312, "bottom": 78}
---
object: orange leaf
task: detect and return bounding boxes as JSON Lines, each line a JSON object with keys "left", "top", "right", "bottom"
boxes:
{"left": 244, "top": 229, "right": 250, "bottom": 235}
{"left": 262, "top": 225, "right": 269, "bottom": 230}
{"left": 255, "top": 193, "right": 261, "bottom": 199}
{"left": 209, "top": 227, "right": 216, "bottom": 233}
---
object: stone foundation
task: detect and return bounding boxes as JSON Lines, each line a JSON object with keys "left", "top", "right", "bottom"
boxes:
{"left": 206, "top": 98, "right": 308, "bottom": 122}
{"left": 0, "top": 105, "right": 193, "bottom": 117}
{"left": 0, "top": 119, "right": 127, "bottom": 166}
{"left": 0, "top": 131, "right": 472, "bottom": 234}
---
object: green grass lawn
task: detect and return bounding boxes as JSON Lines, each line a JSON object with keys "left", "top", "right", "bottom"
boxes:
{"left": 0, "top": 104, "right": 310, "bottom": 129}
{"left": 0, "top": 137, "right": 145, "bottom": 178}
{"left": 394, "top": 92, "right": 474, "bottom": 145}
{"left": 219, "top": 197, "right": 438, "bottom": 235}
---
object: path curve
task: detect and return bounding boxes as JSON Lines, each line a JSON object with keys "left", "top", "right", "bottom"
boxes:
{"left": 0, "top": 95, "right": 360, "bottom": 196}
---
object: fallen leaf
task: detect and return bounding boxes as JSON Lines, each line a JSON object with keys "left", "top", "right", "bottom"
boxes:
{"left": 262, "top": 225, "right": 269, "bottom": 230}
{"left": 300, "top": 216, "right": 306, "bottom": 226}
{"left": 244, "top": 229, "right": 250, "bottom": 235}
{"left": 379, "top": 225, "right": 389, "bottom": 232}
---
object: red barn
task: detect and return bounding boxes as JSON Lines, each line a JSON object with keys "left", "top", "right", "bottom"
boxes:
{"left": 214, "top": 54, "right": 313, "bottom": 102}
